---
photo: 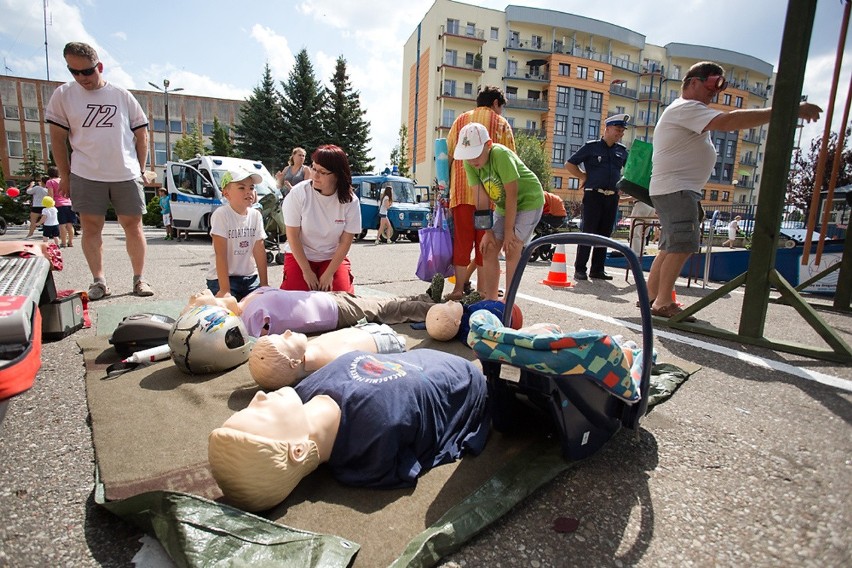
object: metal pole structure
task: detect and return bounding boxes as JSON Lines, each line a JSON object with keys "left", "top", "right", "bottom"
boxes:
{"left": 148, "top": 79, "right": 184, "bottom": 162}
{"left": 43, "top": 0, "right": 49, "bottom": 81}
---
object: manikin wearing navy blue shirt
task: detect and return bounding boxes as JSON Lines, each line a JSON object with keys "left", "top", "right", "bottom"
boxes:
{"left": 564, "top": 114, "right": 630, "bottom": 280}
{"left": 208, "top": 349, "right": 490, "bottom": 512}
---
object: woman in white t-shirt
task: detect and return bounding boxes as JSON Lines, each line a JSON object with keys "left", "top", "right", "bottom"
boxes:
{"left": 722, "top": 215, "right": 741, "bottom": 248}
{"left": 281, "top": 145, "right": 361, "bottom": 293}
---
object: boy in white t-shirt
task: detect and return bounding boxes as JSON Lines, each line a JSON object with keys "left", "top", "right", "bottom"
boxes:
{"left": 205, "top": 166, "right": 269, "bottom": 300}
{"left": 37, "top": 196, "right": 61, "bottom": 246}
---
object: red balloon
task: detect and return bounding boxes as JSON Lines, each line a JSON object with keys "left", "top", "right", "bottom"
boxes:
{"left": 6, "top": 187, "right": 19, "bottom": 198}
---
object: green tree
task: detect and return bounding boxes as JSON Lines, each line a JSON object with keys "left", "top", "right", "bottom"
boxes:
{"left": 280, "top": 49, "right": 326, "bottom": 158}
{"left": 234, "top": 63, "right": 286, "bottom": 171}
{"left": 173, "top": 122, "right": 207, "bottom": 160}
{"left": 389, "top": 124, "right": 410, "bottom": 178}
{"left": 0, "top": 163, "right": 6, "bottom": 188}
{"left": 787, "top": 128, "right": 851, "bottom": 211}
{"left": 210, "top": 117, "right": 233, "bottom": 156}
{"left": 15, "top": 148, "right": 46, "bottom": 181}
{"left": 514, "top": 133, "right": 551, "bottom": 191}
{"left": 321, "top": 56, "right": 372, "bottom": 173}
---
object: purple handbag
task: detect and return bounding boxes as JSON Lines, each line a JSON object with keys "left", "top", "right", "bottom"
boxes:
{"left": 415, "top": 206, "right": 455, "bottom": 282}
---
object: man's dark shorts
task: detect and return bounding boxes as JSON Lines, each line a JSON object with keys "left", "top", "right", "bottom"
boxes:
{"left": 651, "top": 190, "right": 702, "bottom": 253}
{"left": 70, "top": 173, "right": 146, "bottom": 216}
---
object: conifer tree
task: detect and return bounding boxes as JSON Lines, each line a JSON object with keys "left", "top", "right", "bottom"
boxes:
{"left": 280, "top": 49, "right": 326, "bottom": 157}
{"left": 173, "top": 123, "right": 207, "bottom": 160}
{"left": 210, "top": 117, "right": 233, "bottom": 156}
{"left": 389, "top": 124, "right": 410, "bottom": 177}
{"left": 322, "top": 56, "right": 373, "bottom": 173}
{"left": 234, "top": 63, "right": 286, "bottom": 171}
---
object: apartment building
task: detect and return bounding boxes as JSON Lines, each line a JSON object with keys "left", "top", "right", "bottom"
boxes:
{"left": 402, "top": 0, "right": 774, "bottom": 208}
{"left": 0, "top": 75, "right": 242, "bottom": 187}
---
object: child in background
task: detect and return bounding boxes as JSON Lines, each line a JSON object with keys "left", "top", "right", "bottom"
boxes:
{"left": 37, "top": 195, "right": 61, "bottom": 247}
{"left": 158, "top": 188, "right": 173, "bottom": 240}
{"left": 453, "top": 122, "right": 544, "bottom": 301}
{"left": 205, "top": 166, "right": 269, "bottom": 300}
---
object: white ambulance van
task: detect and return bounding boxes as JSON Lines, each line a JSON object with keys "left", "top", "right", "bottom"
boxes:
{"left": 164, "top": 156, "right": 278, "bottom": 234}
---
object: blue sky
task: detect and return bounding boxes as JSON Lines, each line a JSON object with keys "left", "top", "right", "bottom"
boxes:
{"left": 0, "top": 0, "right": 847, "bottom": 174}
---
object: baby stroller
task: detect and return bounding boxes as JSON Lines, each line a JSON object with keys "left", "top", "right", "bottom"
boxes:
{"left": 528, "top": 215, "right": 568, "bottom": 263}
{"left": 257, "top": 191, "right": 286, "bottom": 265}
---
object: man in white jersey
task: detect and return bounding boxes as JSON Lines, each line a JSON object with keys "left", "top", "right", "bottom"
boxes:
{"left": 645, "top": 61, "right": 821, "bottom": 321}
{"left": 45, "top": 42, "right": 154, "bottom": 300}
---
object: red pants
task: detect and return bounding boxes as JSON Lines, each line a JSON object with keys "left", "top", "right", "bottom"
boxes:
{"left": 451, "top": 204, "right": 484, "bottom": 267}
{"left": 281, "top": 254, "right": 354, "bottom": 293}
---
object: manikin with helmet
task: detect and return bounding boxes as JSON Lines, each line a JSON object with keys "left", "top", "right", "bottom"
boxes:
{"left": 169, "top": 305, "right": 253, "bottom": 374}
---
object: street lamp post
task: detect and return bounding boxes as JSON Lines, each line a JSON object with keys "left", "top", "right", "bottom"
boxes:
{"left": 148, "top": 79, "right": 184, "bottom": 162}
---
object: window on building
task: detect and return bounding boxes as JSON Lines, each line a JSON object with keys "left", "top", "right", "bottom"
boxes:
{"left": 559, "top": 63, "right": 571, "bottom": 76}
{"left": 614, "top": 105, "right": 625, "bottom": 115}
{"left": 525, "top": 119, "right": 537, "bottom": 131}
{"left": 507, "top": 60, "right": 517, "bottom": 76}
{"left": 553, "top": 176, "right": 563, "bottom": 189}
{"left": 154, "top": 142, "right": 168, "bottom": 165}
{"left": 577, "top": 66, "right": 588, "bottom": 79}
{"left": 26, "top": 133, "right": 42, "bottom": 159}
{"left": 446, "top": 19, "right": 459, "bottom": 35}
{"left": 442, "top": 109, "right": 455, "bottom": 127}
{"left": 725, "top": 140, "right": 735, "bottom": 158}
{"left": 510, "top": 30, "right": 519, "bottom": 47}
{"left": 711, "top": 93, "right": 718, "bottom": 103}
{"left": 4, "top": 106, "right": 19, "bottom": 120}
{"left": 6, "top": 131, "right": 23, "bottom": 157}
{"left": 573, "top": 89, "right": 587, "bottom": 110}
{"left": 723, "top": 93, "right": 731, "bottom": 105}
{"left": 554, "top": 115, "right": 567, "bottom": 136}
{"left": 466, "top": 22, "right": 476, "bottom": 36}
{"left": 464, "top": 82, "right": 473, "bottom": 96}
{"left": 701, "top": 190, "right": 707, "bottom": 200}
{"left": 552, "top": 142, "right": 565, "bottom": 163}
{"left": 169, "top": 120, "right": 182, "bottom": 134}
{"left": 593, "top": 69, "right": 604, "bottom": 82}
{"left": 506, "top": 117, "right": 515, "bottom": 128}
{"left": 722, "top": 191, "right": 730, "bottom": 202}
{"left": 465, "top": 52, "right": 474, "bottom": 66}
{"left": 531, "top": 35, "right": 542, "bottom": 49}
{"left": 588, "top": 119, "right": 600, "bottom": 138}
{"left": 202, "top": 122, "right": 215, "bottom": 136}
{"left": 722, "top": 165, "right": 731, "bottom": 180}
{"left": 710, "top": 190, "right": 719, "bottom": 201}
{"left": 505, "top": 86, "right": 518, "bottom": 99}
{"left": 444, "top": 49, "right": 457, "bottom": 66}
{"left": 490, "top": 27, "right": 499, "bottom": 40}
{"left": 568, "top": 177, "right": 580, "bottom": 189}
{"left": 556, "top": 86, "right": 570, "bottom": 107}
{"left": 443, "top": 79, "right": 456, "bottom": 96}
{"left": 570, "top": 143, "right": 581, "bottom": 154}
{"left": 714, "top": 139, "right": 723, "bottom": 153}
{"left": 735, "top": 96, "right": 743, "bottom": 108}
{"left": 571, "top": 117, "right": 584, "bottom": 137}
{"left": 590, "top": 91, "right": 602, "bottom": 113}
{"left": 488, "top": 56, "right": 497, "bottom": 69}
{"left": 712, "top": 164, "right": 719, "bottom": 178}
{"left": 672, "top": 65, "right": 681, "bottom": 80}
{"left": 23, "top": 107, "right": 40, "bottom": 121}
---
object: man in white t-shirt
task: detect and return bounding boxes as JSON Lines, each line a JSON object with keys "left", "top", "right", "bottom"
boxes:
{"left": 45, "top": 41, "right": 154, "bottom": 300}
{"left": 645, "top": 61, "right": 822, "bottom": 321}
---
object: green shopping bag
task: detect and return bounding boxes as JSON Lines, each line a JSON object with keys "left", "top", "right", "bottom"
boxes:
{"left": 616, "top": 139, "right": 654, "bottom": 207}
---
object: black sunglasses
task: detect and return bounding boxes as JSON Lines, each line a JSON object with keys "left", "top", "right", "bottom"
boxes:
{"left": 67, "top": 62, "right": 99, "bottom": 77}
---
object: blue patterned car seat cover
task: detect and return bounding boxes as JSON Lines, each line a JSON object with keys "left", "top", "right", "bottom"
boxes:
{"left": 466, "top": 309, "right": 646, "bottom": 403}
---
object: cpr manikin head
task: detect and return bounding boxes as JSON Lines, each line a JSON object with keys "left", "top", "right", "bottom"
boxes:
{"left": 208, "top": 387, "right": 340, "bottom": 512}
{"left": 182, "top": 289, "right": 242, "bottom": 316}
{"left": 426, "top": 301, "right": 463, "bottom": 341}
{"left": 248, "top": 331, "right": 309, "bottom": 389}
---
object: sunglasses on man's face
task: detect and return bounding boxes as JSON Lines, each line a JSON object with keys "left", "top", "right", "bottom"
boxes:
{"left": 68, "top": 63, "right": 99, "bottom": 77}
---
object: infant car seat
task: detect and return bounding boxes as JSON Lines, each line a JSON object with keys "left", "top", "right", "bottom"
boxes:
{"left": 468, "top": 233, "right": 654, "bottom": 460}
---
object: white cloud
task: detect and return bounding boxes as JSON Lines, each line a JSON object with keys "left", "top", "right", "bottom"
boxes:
{"left": 140, "top": 64, "right": 251, "bottom": 100}
{"left": 250, "top": 24, "right": 295, "bottom": 80}
{"left": 111, "top": 31, "right": 127, "bottom": 41}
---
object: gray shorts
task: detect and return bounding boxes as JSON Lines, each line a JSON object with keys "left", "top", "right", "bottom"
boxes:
{"left": 70, "top": 173, "right": 146, "bottom": 217}
{"left": 356, "top": 322, "right": 406, "bottom": 353}
{"left": 651, "top": 191, "right": 702, "bottom": 253}
{"left": 492, "top": 208, "right": 543, "bottom": 243}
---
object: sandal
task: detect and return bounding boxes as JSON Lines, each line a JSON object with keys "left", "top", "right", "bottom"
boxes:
{"left": 133, "top": 280, "right": 154, "bottom": 297}
{"left": 87, "top": 281, "right": 111, "bottom": 301}
{"left": 636, "top": 298, "right": 655, "bottom": 308}
{"left": 651, "top": 302, "right": 697, "bottom": 323}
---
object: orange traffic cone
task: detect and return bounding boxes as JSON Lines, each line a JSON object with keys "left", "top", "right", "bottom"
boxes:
{"left": 541, "top": 244, "right": 573, "bottom": 287}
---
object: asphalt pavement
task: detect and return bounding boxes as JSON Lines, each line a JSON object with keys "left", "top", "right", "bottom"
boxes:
{"left": 1, "top": 222, "right": 850, "bottom": 567}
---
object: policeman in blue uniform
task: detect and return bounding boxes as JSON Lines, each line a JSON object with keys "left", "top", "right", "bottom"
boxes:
{"left": 564, "top": 114, "right": 630, "bottom": 280}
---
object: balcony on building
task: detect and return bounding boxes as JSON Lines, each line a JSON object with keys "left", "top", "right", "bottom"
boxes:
{"left": 438, "top": 89, "right": 478, "bottom": 103}
{"left": 439, "top": 56, "right": 483, "bottom": 74}
{"left": 741, "top": 132, "right": 762, "bottom": 144}
{"left": 439, "top": 23, "right": 486, "bottom": 43}
{"left": 739, "top": 155, "right": 758, "bottom": 167}
{"left": 505, "top": 96, "right": 548, "bottom": 111}
{"left": 637, "top": 87, "right": 662, "bottom": 103}
{"left": 513, "top": 127, "right": 546, "bottom": 139}
{"left": 503, "top": 64, "right": 549, "bottom": 83}
{"left": 609, "top": 80, "right": 637, "bottom": 99}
